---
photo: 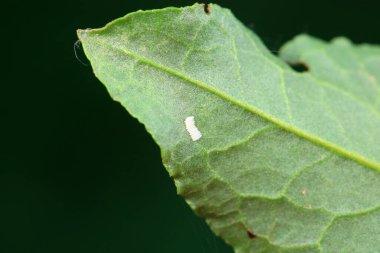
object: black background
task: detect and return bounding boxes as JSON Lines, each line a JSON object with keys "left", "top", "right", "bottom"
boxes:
{"left": 4, "top": 1, "right": 380, "bottom": 252}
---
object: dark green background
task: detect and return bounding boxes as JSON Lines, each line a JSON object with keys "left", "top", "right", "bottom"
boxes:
{"left": 4, "top": 1, "right": 380, "bottom": 252}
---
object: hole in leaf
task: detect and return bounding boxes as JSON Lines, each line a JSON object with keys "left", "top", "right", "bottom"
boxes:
{"left": 289, "top": 62, "right": 309, "bottom": 72}
{"left": 203, "top": 3, "right": 211, "bottom": 15}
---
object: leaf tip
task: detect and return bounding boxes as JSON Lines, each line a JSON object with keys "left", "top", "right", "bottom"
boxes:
{"left": 76, "top": 29, "right": 89, "bottom": 42}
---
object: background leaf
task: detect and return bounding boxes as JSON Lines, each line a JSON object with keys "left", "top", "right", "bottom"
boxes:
{"left": 78, "top": 3, "right": 380, "bottom": 253}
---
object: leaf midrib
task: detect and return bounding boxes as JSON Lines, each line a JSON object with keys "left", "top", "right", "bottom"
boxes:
{"left": 78, "top": 30, "right": 380, "bottom": 173}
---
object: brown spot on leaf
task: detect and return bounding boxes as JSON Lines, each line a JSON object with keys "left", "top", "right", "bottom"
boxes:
{"left": 247, "top": 230, "right": 256, "bottom": 239}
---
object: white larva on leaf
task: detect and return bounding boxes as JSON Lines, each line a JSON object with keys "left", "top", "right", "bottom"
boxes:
{"left": 185, "top": 116, "right": 202, "bottom": 141}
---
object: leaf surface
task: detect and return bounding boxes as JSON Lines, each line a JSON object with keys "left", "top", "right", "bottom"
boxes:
{"left": 78, "top": 4, "right": 380, "bottom": 252}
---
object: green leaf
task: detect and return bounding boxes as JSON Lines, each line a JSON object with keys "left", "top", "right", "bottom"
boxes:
{"left": 77, "top": 3, "right": 380, "bottom": 252}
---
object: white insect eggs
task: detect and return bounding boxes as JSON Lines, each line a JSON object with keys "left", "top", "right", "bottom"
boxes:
{"left": 184, "top": 116, "right": 202, "bottom": 141}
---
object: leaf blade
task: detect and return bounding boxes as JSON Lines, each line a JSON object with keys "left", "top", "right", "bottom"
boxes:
{"left": 78, "top": 4, "right": 380, "bottom": 252}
